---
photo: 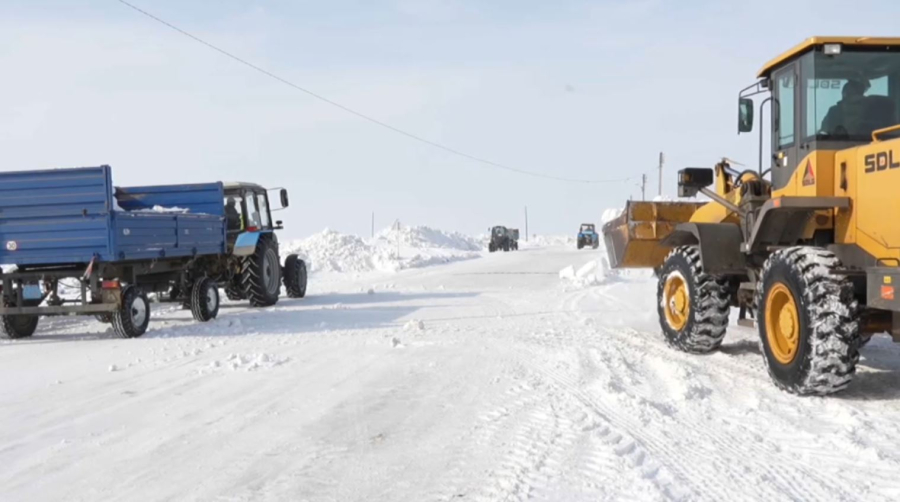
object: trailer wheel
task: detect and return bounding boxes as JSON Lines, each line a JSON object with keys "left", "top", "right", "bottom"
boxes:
{"left": 112, "top": 286, "right": 150, "bottom": 338}
{"left": 283, "top": 255, "right": 308, "bottom": 299}
{"left": 0, "top": 311, "right": 39, "bottom": 339}
{"left": 190, "top": 278, "right": 220, "bottom": 322}
{"left": 657, "top": 246, "right": 730, "bottom": 353}
{"left": 241, "top": 235, "right": 281, "bottom": 307}
{"left": 756, "top": 247, "right": 860, "bottom": 395}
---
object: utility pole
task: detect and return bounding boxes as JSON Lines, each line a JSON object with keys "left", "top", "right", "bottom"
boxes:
{"left": 640, "top": 173, "right": 647, "bottom": 201}
{"left": 658, "top": 152, "right": 665, "bottom": 197}
{"left": 524, "top": 206, "right": 529, "bottom": 242}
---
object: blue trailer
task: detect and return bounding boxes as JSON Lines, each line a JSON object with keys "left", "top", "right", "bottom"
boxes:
{"left": 0, "top": 166, "right": 306, "bottom": 339}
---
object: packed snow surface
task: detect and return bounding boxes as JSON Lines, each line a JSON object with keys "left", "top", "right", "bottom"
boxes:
{"left": 2, "top": 233, "right": 900, "bottom": 501}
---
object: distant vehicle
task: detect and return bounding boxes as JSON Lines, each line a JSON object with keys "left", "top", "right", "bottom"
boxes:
{"left": 577, "top": 223, "right": 600, "bottom": 249}
{"left": 488, "top": 226, "right": 514, "bottom": 252}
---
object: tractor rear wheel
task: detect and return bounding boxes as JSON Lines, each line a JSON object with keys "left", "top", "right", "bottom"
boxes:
{"left": 241, "top": 235, "right": 281, "bottom": 307}
{"left": 656, "top": 246, "right": 730, "bottom": 353}
{"left": 756, "top": 247, "right": 860, "bottom": 395}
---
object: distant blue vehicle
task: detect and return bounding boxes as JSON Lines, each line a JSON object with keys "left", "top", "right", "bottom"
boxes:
{"left": 577, "top": 223, "right": 600, "bottom": 250}
{"left": 0, "top": 166, "right": 306, "bottom": 339}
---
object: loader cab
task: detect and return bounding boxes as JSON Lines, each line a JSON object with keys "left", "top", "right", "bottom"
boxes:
{"left": 740, "top": 38, "right": 900, "bottom": 190}
{"left": 223, "top": 182, "right": 289, "bottom": 235}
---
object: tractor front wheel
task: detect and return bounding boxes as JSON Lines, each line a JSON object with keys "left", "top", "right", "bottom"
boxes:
{"left": 756, "top": 247, "right": 860, "bottom": 395}
{"left": 656, "top": 246, "right": 730, "bottom": 353}
{"left": 283, "top": 254, "right": 308, "bottom": 298}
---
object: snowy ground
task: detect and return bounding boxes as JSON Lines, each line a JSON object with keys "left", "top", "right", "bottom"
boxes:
{"left": 3, "top": 238, "right": 900, "bottom": 501}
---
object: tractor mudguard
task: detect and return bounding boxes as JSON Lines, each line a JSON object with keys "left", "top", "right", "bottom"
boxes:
{"left": 661, "top": 223, "right": 746, "bottom": 275}
{"left": 233, "top": 231, "right": 261, "bottom": 256}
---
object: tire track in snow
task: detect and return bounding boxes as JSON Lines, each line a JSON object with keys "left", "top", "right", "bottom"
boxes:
{"left": 546, "top": 286, "right": 867, "bottom": 500}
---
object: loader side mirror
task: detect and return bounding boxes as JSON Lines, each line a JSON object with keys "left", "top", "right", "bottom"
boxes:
{"left": 280, "top": 189, "right": 289, "bottom": 208}
{"left": 738, "top": 98, "right": 754, "bottom": 133}
{"left": 677, "top": 168, "right": 714, "bottom": 197}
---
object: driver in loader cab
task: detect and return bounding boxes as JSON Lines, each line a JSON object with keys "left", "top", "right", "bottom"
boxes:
{"left": 821, "top": 79, "right": 868, "bottom": 136}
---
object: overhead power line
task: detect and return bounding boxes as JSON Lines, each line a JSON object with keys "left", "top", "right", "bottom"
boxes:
{"left": 116, "top": 0, "right": 636, "bottom": 185}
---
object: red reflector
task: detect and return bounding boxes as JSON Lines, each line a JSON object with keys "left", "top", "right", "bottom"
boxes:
{"left": 102, "top": 280, "right": 121, "bottom": 289}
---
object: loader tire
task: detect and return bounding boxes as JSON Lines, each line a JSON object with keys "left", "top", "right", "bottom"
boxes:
{"left": 657, "top": 246, "right": 730, "bottom": 353}
{"left": 190, "top": 278, "right": 220, "bottom": 323}
{"left": 756, "top": 247, "right": 860, "bottom": 396}
{"left": 283, "top": 254, "right": 308, "bottom": 298}
{"left": 241, "top": 235, "right": 281, "bottom": 307}
{"left": 112, "top": 286, "right": 150, "bottom": 339}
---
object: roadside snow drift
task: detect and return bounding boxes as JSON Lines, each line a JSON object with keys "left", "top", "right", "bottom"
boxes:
{"left": 281, "top": 225, "right": 483, "bottom": 274}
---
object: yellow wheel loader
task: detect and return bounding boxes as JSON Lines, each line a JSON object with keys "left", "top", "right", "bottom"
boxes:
{"left": 602, "top": 37, "right": 900, "bottom": 395}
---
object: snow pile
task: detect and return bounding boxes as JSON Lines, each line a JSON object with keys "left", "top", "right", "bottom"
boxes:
{"left": 601, "top": 207, "right": 623, "bottom": 224}
{"left": 559, "top": 258, "right": 616, "bottom": 288}
{"left": 282, "top": 225, "right": 482, "bottom": 274}
{"left": 281, "top": 229, "right": 377, "bottom": 273}
{"left": 374, "top": 225, "right": 481, "bottom": 251}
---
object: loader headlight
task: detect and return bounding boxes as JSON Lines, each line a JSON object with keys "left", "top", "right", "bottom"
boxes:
{"left": 823, "top": 43, "right": 842, "bottom": 55}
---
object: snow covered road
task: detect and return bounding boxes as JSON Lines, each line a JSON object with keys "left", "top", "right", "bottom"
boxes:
{"left": 3, "top": 245, "right": 900, "bottom": 501}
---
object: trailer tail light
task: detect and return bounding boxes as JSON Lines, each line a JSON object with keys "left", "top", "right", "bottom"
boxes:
{"left": 102, "top": 280, "right": 121, "bottom": 290}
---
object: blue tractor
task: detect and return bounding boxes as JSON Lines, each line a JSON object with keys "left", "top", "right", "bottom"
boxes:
{"left": 577, "top": 223, "right": 600, "bottom": 250}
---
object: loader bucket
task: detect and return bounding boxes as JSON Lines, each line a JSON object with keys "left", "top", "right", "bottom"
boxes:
{"left": 601, "top": 201, "right": 705, "bottom": 269}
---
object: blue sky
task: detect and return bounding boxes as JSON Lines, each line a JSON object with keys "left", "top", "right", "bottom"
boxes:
{"left": 2, "top": 0, "right": 899, "bottom": 238}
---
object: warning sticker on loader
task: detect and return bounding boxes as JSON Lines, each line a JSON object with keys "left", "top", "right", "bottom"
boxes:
{"left": 802, "top": 160, "right": 815, "bottom": 186}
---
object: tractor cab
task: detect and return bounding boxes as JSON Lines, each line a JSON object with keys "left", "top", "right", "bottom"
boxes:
{"left": 222, "top": 182, "right": 289, "bottom": 239}
{"left": 739, "top": 37, "right": 900, "bottom": 190}
{"left": 579, "top": 224, "right": 596, "bottom": 235}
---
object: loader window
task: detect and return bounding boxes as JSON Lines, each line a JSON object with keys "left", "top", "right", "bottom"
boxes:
{"left": 775, "top": 72, "right": 796, "bottom": 147}
{"left": 808, "top": 49, "right": 900, "bottom": 141}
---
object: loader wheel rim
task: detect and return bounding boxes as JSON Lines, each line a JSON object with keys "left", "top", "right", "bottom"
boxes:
{"left": 766, "top": 282, "right": 800, "bottom": 364}
{"left": 663, "top": 274, "right": 690, "bottom": 331}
